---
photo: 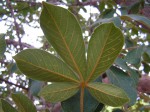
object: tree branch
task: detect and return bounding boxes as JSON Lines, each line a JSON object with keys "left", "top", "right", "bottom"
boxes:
{"left": 0, "top": 77, "right": 28, "bottom": 91}
{"left": 6, "top": 0, "right": 23, "bottom": 50}
{"left": 15, "top": 0, "right": 99, "bottom": 6}
{"left": 15, "top": 0, "right": 42, "bottom": 7}
{"left": 6, "top": 39, "right": 34, "bottom": 48}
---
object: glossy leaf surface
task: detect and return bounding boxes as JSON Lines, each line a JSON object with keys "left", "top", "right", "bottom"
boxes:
{"left": 40, "top": 2, "right": 86, "bottom": 80}
{"left": 39, "top": 82, "right": 79, "bottom": 102}
{"left": 12, "top": 93, "right": 36, "bottom": 112}
{"left": 1, "top": 99, "right": 18, "bottom": 112}
{"left": 13, "top": 49, "right": 79, "bottom": 82}
{"left": 88, "top": 82, "right": 129, "bottom": 106}
{"left": 86, "top": 23, "right": 124, "bottom": 82}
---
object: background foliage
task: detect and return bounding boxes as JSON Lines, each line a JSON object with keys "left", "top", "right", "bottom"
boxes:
{"left": 0, "top": 0, "right": 150, "bottom": 112}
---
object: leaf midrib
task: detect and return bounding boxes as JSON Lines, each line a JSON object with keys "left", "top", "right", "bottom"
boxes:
{"left": 15, "top": 58, "right": 79, "bottom": 83}
{"left": 44, "top": 4, "right": 83, "bottom": 81}
{"left": 86, "top": 25, "right": 112, "bottom": 82}
{"left": 88, "top": 84, "right": 127, "bottom": 100}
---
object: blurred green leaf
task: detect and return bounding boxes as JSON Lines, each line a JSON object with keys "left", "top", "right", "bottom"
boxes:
{"left": 94, "top": 103, "right": 104, "bottom": 112}
{"left": 11, "top": 93, "right": 36, "bottom": 112}
{"left": 128, "top": 1, "right": 143, "bottom": 14}
{"left": 143, "top": 62, "right": 150, "bottom": 74}
{"left": 0, "top": 100, "right": 4, "bottom": 112}
{"left": 0, "top": 34, "right": 6, "bottom": 58}
{"left": 99, "top": 2, "right": 105, "bottom": 12}
{"left": 101, "top": 9, "right": 116, "bottom": 18}
{"left": 121, "top": 15, "right": 150, "bottom": 32}
{"left": 125, "top": 38, "right": 134, "bottom": 48}
{"left": 91, "top": 17, "right": 121, "bottom": 29}
{"left": 6, "top": 63, "right": 18, "bottom": 74}
{"left": 106, "top": 66, "right": 137, "bottom": 105}
{"left": 115, "top": 58, "right": 130, "bottom": 71}
{"left": 112, "top": 108, "right": 123, "bottom": 112}
{"left": 1, "top": 99, "right": 18, "bottom": 112}
{"left": 143, "top": 52, "right": 150, "bottom": 63}
{"left": 115, "top": 58, "right": 139, "bottom": 87}
{"left": 145, "top": 46, "right": 150, "bottom": 56}
{"left": 29, "top": 80, "right": 44, "bottom": 96}
{"left": 125, "top": 45, "right": 144, "bottom": 65}
{"left": 128, "top": 69, "right": 139, "bottom": 87}
{"left": 102, "top": 17, "right": 122, "bottom": 27}
{"left": 119, "top": 7, "right": 128, "bottom": 15}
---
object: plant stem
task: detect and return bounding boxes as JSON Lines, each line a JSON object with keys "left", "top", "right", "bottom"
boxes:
{"left": 80, "top": 86, "right": 84, "bottom": 112}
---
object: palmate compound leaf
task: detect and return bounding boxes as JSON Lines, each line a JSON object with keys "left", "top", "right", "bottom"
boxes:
{"left": 39, "top": 82, "right": 79, "bottom": 102}
{"left": 1, "top": 99, "right": 18, "bottom": 112}
{"left": 11, "top": 93, "right": 36, "bottom": 112}
{"left": 87, "top": 82, "right": 130, "bottom": 106}
{"left": 13, "top": 49, "right": 79, "bottom": 83}
{"left": 86, "top": 23, "right": 124, "bottom": 82}
{"left": 40, "top": 2, "right": 86, "bottom": 80}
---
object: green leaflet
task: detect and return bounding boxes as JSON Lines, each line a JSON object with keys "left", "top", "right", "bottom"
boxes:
{"left": 1, "top": 99, "right": 18, "bottom": 112}
{"left": 86, "top": 23, "right": 124, "bottom": 82}
{"left": 0, "top": 34, "right": 6, "bottom": 58}
{"left": 87, "top": 82, "right": 129, "bottom": 106}
{"left": 13, "top": 49, "right": 79, "bottom": 83}
{"left": 39, "top": 82, "right": 79, "bottom": 102}
{"left": 11, "top": 93, "right": 36, "bottom": 112}
{"left": 40, "top": 2, "right": 86, "bottom": 80}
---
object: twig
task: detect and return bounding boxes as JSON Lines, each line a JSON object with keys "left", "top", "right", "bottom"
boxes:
{"left": 15, "top": 0, "right": 99, "bottom": 6}
{"left": 124, "top": 46, "right": 139, "bottom": 51}
{"left": 71, "top": 0, "right": 99, "bottom": 6}
{"left": 15, "top": 0, "right": 42, "bottom": 7}
{"left": 6, "top": 0, "right": 23, "bottom": 50}
{"left": 6, "top": 39, "right": 34, "bottom": 48}
{"left": 0, "top": 77, "right": 28, "bottom": 91}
